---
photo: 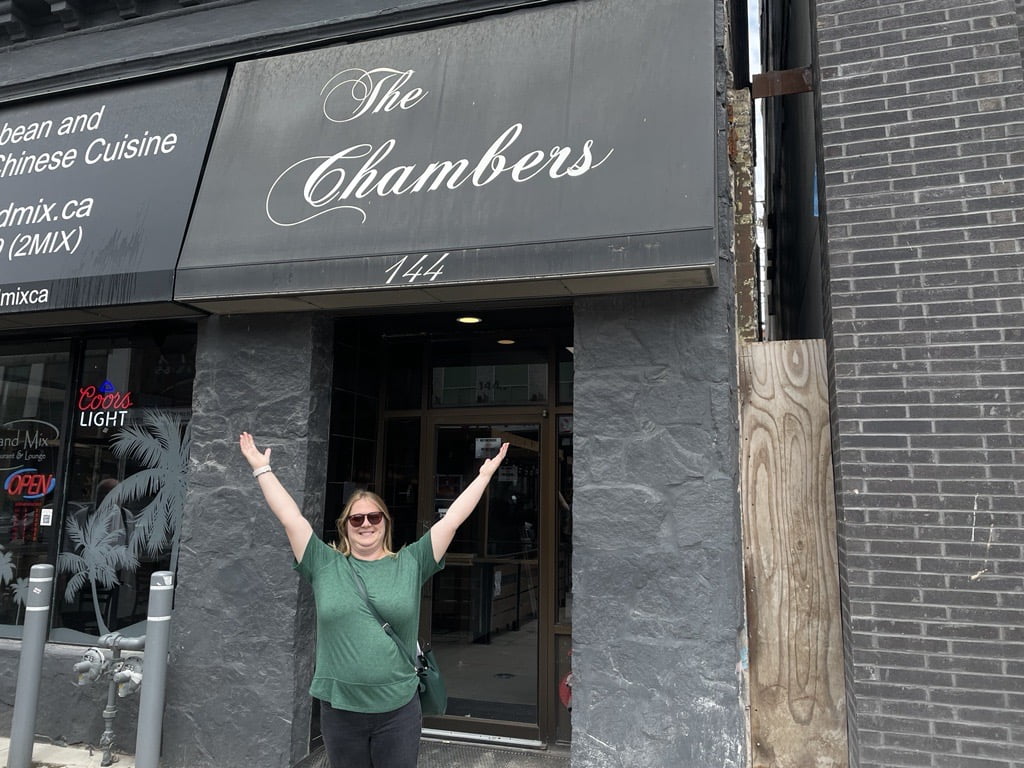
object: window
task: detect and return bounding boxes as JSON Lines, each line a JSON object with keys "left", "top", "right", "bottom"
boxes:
{"left": 0, "top": 344, "right": 71, "bottom": 634}
{"left": 0, "top": 328, "right": 196, "bottom": 643}
{"left": 430, "top": 339, "right": 548, "bottom": 407}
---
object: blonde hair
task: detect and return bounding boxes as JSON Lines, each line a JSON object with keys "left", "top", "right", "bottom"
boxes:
{"left": 334, "top": 490, "right": 394, "bottom": 557}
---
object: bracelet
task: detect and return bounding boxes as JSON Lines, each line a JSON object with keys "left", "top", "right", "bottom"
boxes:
{"left": 252, "top": 465, "right": 273, "bottom": 478}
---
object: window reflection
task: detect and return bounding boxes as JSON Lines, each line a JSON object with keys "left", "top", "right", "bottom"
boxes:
{"left": 0, "top": 346, "right": 70, "bottom": 634}
{"left": 52, "top": 333, "right": 195, "bottom": 643}
{"left": 430, "top": 337, "right": 548, "bottom": 408}
{"left": 430, "top": 424, "right": 540, "bottom": 723}
{"left": 432, "top": 363, "right": 547, "bottom": 407}
{"left": 0, "top": 329, "right": 196, "bottom": 643}
{"left": 556, "top": 416, "right": 573, "bottom": 625}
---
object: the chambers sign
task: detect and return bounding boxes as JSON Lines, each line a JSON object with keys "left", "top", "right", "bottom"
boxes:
{"left": 177, "top": 0, "right": 716, "bottom": 306}
{"left": 0, "top": 70, "right": 225, "bottom": 315}
{"left": 265, "top": 66, "right": 615, "bottom": 231}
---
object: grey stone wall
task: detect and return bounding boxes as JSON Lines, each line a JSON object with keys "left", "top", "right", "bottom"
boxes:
{"left": 571, "top": 290, "right": 744, "bottom": 768}
{"left": 814, "top": 1, "right": 1024, "bottom": 766}
{"left": 161, "top": 313, "right": 333, "bottom": 768}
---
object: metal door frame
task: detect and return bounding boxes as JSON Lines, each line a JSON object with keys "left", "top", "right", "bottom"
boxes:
{"left": 416, "top": 406, "right": 557, "bottom": 745}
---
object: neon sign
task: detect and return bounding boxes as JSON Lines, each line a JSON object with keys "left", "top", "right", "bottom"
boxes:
{"left": 5, "top": 467, "right": 56, "bottom": 499}
{"left": 78, "top": 380, "right": 133, "bottom": 428}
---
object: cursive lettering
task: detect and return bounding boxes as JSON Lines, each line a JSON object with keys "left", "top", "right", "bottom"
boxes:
{"left": 266, "top": 122, "right": 613, "bottom": 227}
{"left": 77, "top": 385, "right": 133, "bottom": 411}
{"left": 321, "top": 68, "right": 429, "bottom": 123}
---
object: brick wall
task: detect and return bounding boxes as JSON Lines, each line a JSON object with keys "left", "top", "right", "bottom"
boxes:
{"left": 1017, "top": 0, "right": 1024, "bottom": 50}
{"left": 813, "top": 1, "right": 1024, "bottom": 766}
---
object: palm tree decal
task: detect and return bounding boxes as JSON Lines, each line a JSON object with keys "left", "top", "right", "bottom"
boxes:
{"left": 1, "top": 546, "right": 17, "bottom": 624}
{"left": 0, "top": 545, "right": 13, "bottom": 586}
{"left": 10, "top": 577, "right": 28, "bottom": 624}
{"left": 55, "top": 409, "right": 190, "bottom": 635}
{"left": 105, "top": 409, "right": 191, "bottom": 573}
{"left": 57, "top": 502, "right": 138, "bottom": 636}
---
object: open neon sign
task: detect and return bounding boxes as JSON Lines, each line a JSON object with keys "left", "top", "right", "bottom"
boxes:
{"left": 5, "top": 467, "right": 56, "bottom": 498}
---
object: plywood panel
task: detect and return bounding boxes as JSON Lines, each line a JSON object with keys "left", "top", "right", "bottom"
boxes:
{"left": 739, "top": 340, "right": 847, "bottom": 768}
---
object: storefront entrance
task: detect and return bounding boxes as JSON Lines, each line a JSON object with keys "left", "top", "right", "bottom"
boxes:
{"left": 422, "top": 418, "right": 546, "bottom": 743}
{"left": 326, "top": 308, "right": 573, "bottom": 747}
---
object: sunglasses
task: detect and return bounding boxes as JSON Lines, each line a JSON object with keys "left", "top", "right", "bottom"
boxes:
{"left": 347, "top": 512, "right": 384, "bottom": 527}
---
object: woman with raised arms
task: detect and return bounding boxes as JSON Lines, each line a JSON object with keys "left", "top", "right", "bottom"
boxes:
{"left": 239, "top": 431, "right": 508, "bottom": 768}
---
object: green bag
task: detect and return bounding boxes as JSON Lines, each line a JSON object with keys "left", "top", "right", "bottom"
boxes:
{"left": 345, "top": 556, "right": 448, "bottom": 716}
{"left": 415, "top": 645, "right": 448, "bottom": 716}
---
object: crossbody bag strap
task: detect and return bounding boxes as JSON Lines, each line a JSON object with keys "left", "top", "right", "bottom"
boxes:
{"left": 343, "top": 555, "right": 421, "bottom": 672}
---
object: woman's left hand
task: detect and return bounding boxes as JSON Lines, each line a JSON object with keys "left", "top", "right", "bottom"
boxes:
{"left": 431, "top": 441, "right": 511, "bottom": 563}
{"left": 479, "top": 442, "right": 509, "bottom": 478}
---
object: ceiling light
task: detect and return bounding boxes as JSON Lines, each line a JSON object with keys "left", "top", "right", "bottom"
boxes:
{"left": 457, "top": 316, "right": 482, "bottom": 324}
{"left": 497, "top": 339, "right": 515, "bottom": 345}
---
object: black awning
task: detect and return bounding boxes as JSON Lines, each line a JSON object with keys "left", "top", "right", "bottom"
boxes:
{"left": 0, "top": 69, "right": 226, "bottom": 323}
{"left": 177, "top": 0, "right": 717, "bottom": 309}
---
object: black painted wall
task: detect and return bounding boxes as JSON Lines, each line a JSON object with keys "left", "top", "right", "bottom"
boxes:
{"left": 572, "top": 290, "right": 745, "bottom": 767}
{"left": 163, "top": 314, "right": 333, "bottom": 767}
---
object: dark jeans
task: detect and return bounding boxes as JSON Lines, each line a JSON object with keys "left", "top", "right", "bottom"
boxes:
{"left": 320, "top": 694, "right": 422, "bottom": 768}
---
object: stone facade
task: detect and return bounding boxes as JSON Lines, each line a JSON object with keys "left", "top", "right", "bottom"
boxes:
{"left": 162, "top": 314, "right": 333, "bottom": 767}
{"left": 0, "top": 2, "right": 747, "bottom": 766}
{"left": 572, "top": 291, "right": 744, "bottom": 767}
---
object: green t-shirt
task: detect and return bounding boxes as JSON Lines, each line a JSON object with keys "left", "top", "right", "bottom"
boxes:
{"left": 294, "top": 531, "right": 443, "bottom": 713}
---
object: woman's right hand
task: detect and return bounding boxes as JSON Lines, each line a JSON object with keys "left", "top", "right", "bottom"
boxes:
{"left": 239, "top": 431, "right": 312, "bottom": 560}
{"left": 239, "top": 431, "right": 271, "bottom": 472}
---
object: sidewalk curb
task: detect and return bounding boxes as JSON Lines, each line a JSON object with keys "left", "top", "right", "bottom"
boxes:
{"left": 0, "top": 736, "right": 136, "bottom": 768}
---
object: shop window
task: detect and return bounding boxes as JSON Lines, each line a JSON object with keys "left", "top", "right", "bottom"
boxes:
{"left": 0, "top": 345, "right": 71, "bottom": 635}
{"left": 557, "top": 345, "right": 573, "bottom": 405}
{"left": 428, "top": 333, "right": 558, "bottom": 407}
{"left": 0, "top": 330, "right": 196, "bottom": 643}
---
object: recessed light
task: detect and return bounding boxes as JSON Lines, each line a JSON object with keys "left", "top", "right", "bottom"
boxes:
{"left": 457, "top": 316, "right": 482, "bottom": 324}
{"left": 497, "top": 339, "right": 515, "bottom": 345}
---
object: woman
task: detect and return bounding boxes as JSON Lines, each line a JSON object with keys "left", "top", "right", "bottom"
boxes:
{"left": 239, "top": 431, "right": 508, "bottom": 768}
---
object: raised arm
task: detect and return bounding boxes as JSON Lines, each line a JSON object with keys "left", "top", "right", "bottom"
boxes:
{"left": 239, "top": 432, "right": 313, "bottom": 561}
{"left": 431, "top": 442, "right": 509, "bottom": 562}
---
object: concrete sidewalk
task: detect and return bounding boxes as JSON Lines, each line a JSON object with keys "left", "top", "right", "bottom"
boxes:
{"left": 0, "top": 736, "right": 569, "bottom": 767}
{"left": 0, "top": 736, "right": 136, "bottom": 767}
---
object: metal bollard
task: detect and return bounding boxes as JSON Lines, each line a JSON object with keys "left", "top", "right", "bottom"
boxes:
{"left": 7, "top": 564, "right": 55, "bottom": 768}
{"left": 134, "top": 571, "right": 174, "bottom": 768}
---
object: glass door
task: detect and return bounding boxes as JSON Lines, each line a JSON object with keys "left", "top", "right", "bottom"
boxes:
{"left": 422, "top": 421, "right": 542, "bottom": 735}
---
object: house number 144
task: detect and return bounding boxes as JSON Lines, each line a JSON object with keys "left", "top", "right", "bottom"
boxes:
{"left": 384, "top": 252, "right": 448, "bottom": 284}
